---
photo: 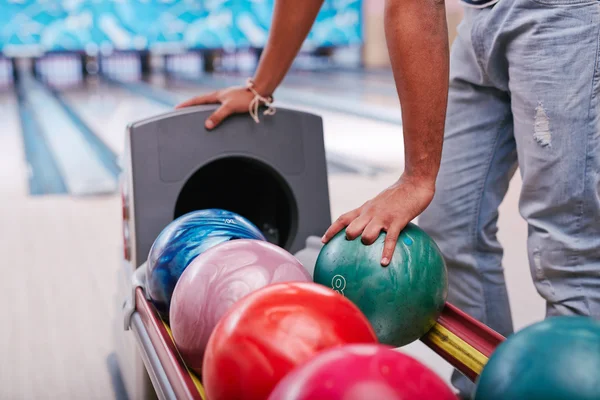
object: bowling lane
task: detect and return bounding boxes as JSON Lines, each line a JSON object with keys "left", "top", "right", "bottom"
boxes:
{"left": 60, "top": 75, "right": 406, "bottom": 172}
{"left": 0, "top": 88, "right": 119, "bottom": 397}
{"left": 57, "top": 80, "right": 167, "bottom": 155}
{"left": 0, "top": 91, "right": 28, "bottom": 197}
{"left": 284, "top": 69, "right": 398, "bottom": 98}
{"left": 281, "top": 76, "right": 398, "bottom": 109}
{"left": 20, "top": 75, "right": 117, "bottom": 195}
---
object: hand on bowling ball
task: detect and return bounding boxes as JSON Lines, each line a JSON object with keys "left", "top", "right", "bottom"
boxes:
{"left": 322, "top": 174, "right": 435, "bottom": 266}
{"left": 175, "top": 86, "right": 255, "bottom": 130}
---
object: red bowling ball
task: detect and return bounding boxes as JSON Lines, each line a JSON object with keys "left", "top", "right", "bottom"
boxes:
{"left": 202, "top": 282, "right": 378, "bottom": 400}
{"left": 169, "top": 239, "right": 311, "bottom": 375}
{"left": 269, "top": 343, "right": 458, "bottom": 400}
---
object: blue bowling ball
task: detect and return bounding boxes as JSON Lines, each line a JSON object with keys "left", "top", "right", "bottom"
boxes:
{"left": 146, "top": 209, "right": 266, "bottom": 320}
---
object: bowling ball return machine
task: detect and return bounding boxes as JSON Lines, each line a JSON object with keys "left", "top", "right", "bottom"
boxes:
{"left": 114, "top": 106, "right": 332, "bottom": 399}
{"left": 113, "top": 107, "right": 505, "bottom": 400}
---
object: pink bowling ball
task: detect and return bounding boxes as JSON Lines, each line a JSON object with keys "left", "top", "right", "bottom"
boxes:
{"left": 169, "top": 239, "right": 311, "bottom": 375}
{"left": 268, "top": 344, "right": 457, "bottom": 400}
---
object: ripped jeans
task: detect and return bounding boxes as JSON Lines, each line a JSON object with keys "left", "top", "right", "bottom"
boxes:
{"left": 418, "top": 0, "right": 600, "bottom": 396}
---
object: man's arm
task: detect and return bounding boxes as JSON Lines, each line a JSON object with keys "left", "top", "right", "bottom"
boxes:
{"left": 323, "top": 0, "right": 449, "bottom": 265}
{"left": 176, "top": 0, "right": 324, "bottom": 128}
{"left": 386, "top": 0, "right": 448, "bottom": 183}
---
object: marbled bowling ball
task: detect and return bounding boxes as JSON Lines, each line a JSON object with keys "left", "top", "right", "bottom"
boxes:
{"left": 314, "top": 223, "right": 448, "bottom": 347}
{"left": 146, "top": 209, "right": 265, "bottom": 320}
{"left": 269, "top": 344, "right": 457, "bottom": 400}
{"left": 170, "top": 239, "right": 311, "bottom": 375}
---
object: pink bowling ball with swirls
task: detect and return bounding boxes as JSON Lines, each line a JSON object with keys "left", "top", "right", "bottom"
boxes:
{"left": 169, "top": 239, "right": 311, "bottom": 375}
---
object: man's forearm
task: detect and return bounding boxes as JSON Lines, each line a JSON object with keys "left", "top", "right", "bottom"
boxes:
{"left": 385, "top": 0, "right": 449, "bottom": 182}
{"left": 253, "top": 0, "right": 324, "bottom": 96}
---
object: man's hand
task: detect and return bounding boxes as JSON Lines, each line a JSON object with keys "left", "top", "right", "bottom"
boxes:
{"left": 176, "top": 86, "right": 254, "bottom": 130}
{"left": 322, "top": 175, "right": 435, "bottom": 266}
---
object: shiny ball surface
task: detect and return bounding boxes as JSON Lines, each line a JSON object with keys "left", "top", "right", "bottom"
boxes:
{"left": 146, "top": 209, "right": 265, "bottom": 320}
{"left": 314, "top": 223, "right": 447, "bottom": 346}
{"left": 170, "top": 239, "right": 311, "bottom": 374}
{"left": 202, "top": 282, "right": 378, "bottom": 400}
{"left": 269, "top": 343, "right": 457, "bottom": 400}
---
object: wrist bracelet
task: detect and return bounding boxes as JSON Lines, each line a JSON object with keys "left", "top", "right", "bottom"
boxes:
{"left": 246, "top": 78, "right": 276, "bottom": 123}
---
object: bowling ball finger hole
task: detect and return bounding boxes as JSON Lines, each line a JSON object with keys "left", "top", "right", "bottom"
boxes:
{"left": 174, "top": 156, "right": 297, "bottom": 249}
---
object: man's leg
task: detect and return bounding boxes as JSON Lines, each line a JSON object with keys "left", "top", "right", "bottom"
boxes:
{"left": 418, "top": 8, "right": 517, "bottom": 397}
{"left": 504, "top": 0, "right": 600, "bottom": 319}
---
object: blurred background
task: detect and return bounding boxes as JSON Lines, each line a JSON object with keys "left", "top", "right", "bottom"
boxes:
{"left": 0, "top": 1, "right": 544, "bottom": 399}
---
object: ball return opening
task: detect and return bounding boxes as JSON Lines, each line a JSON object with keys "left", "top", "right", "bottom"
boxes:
{"left": 174, "top": 156, "right": 297, "bottom": 248}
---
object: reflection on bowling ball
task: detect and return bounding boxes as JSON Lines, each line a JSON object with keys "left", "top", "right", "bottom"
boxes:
{"left": 269, "top": 343, "right": 457, "bottom": 400}
{"left": 475, "top": 316, "right": 600, "bottom": 400}
{"left": 314, "top": 223, "right": 447, "bottom": 347}
{"left": 146, "top": 209, "right": 265, "bottom": 320}
{"left": 202, "top": 282, "right": 378, "bottom": 400}
{"left": 170, "top": 239, "right": 311, "bottom": 375}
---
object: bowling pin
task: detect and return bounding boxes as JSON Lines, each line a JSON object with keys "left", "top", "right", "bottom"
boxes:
{"left": 65, "top": 56, "right": 69, "bottom": 85}
{"left": 41, "top": 57, "right": 46, "bottom": 83}
{"left": 55, "top": 56, "right": 59, "bottom": 84}
{"left": 41, "top": 58, "right": 46, "bottom": 83}
{"left": 47, "top": 57, "right": 51, "bottom": 84}
{"left": 130, "top": 55, "right": 134, "bottom": 80}
{"left": 129, "top": 55, "right": 133, "bottom": 79}
{"left": 56, "top": 56, "right": 61, "bottom": 85}
{"left": 59, "top": 56, "right": 64, "bottom": 85}
{"left": 132, "top": 55, "right": 136, "bottom": 80}
{"left": 52, "top": 56, "right": 57, "bottom": 85}
{"left": 63, "top": 56, "right": 68, "bottom": 85}
{"left": 68, "top": 56, "right": 73, "bottom": 84}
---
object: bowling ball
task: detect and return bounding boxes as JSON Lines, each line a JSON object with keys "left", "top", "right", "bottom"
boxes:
{"left": 170, "top": 239, "right": 311, "bottom": 375}
{"left": 474, "top": 316, "right": 600, "bottom": 400}
{"left": 146, "top": 209, "right": 265, "bottom": 320}
{"left": 314, "top": 223, "right": 447, "bottom": 347}
{"left": 269, "top": 343, "right": 457, "bottom": 400}
{"left": 202, "top": 282, "right": 378, "bottom": 400}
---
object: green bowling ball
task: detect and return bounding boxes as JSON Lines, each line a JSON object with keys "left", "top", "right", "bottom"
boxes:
{"left": 314, "top": 223, "right": 448, "bottom": 347}
{"left": 474, "top": 316, "right": 600, "bottom": 400}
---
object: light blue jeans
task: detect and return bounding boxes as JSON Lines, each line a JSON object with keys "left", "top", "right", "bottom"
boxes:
{"left": 418, "top": 0, "right": 600, "bottom": 396}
